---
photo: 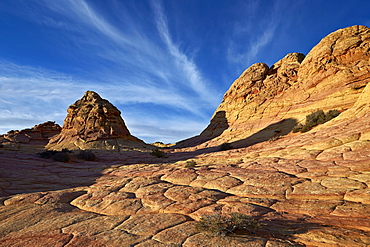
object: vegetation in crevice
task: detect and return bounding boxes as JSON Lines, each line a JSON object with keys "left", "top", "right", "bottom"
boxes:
{"left": 150, "top": 148, "right": 167, "bottom": 158}
{"left": 292, "top": 109, "right": 341, "bottom": 133}
{"left": 185, "top": 160, "right": 197, "bottom": 168}
{"left": 195, "top": 213, "right": 260, "bottom": 236}
{"left": 76, "top": 150, "right": 97, "bottom": 161}
{"left": 37, "top": 148, "right": 71, "bottom": 162}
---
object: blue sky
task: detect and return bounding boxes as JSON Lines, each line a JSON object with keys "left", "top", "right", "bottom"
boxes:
{"left": 0, "top": 0, "right": 369, "bottom": 143}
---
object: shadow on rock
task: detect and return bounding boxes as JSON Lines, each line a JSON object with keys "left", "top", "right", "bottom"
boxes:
{"left": 165, "top": 118, "right": 297, "bottom": 161}
{"left": 255, "top": 217, "right": 321, "bottom": 246}
{"left": 230, "top": 118, "right": 297, "bottom": 149}
{"left": 0, "top": 151, "right": 108, "bottom": 196}
{"left": 174, "top": 111, "right": 229, "bottom": 148}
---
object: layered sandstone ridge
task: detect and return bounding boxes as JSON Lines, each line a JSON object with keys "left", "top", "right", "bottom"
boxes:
{"left": 179, "top": 25, "right": 370, "bottom": 149}
{"left": 1, "top": 25, "right": 370, "bottom": 246}
{"left": 0, "top": 121, "right": 61, "bottom": 145}
{"left": 47, "top": 91, "right": 147, "bottom": 150}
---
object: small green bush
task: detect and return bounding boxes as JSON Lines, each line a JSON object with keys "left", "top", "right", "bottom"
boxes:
{"left": 196, "top": 214, "right": 233, "bottom": 236}
{"left": 293, "top": 109, "right": 341, "bottom": 133}
{"left": 219, "top": 143, "right": 233, "bottom": 151}
{"left": 229, "top": 212, "right": 260, "bottom": 234}
{"left": 325, "top": 109, "right": 341, "bottom": 121}
{"left": 185, "top": 160, "right": 197, "bottom": 168}
{"left": 304, "top": 109, "right": 326, "bottom": 132}
{"left": 150, "top": 148, "right": 166, "bottom": 158}
{"left": 292, "top": 123, "right": 303, "bottom": 133}
{"left": 195, "top": 213, "right": 260, "bottom": 236}
{"left": 77, "top": 150, "right": 97, "bottom": 161}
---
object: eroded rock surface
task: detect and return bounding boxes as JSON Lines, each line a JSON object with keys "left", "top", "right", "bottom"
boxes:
{"left": 47, "top": 91, "right": 148, "bottom": 150}
{"left": 1, "top": 121, "right": 61, "bottom": 145}
{"left": 1, "top": 25, "right": 370, "bottom": 246}
{"left": 1, "top": 145, "right": 370, "bottom": 246}
{"left": 178, "top": 25, "right": 370, "bottom": 149}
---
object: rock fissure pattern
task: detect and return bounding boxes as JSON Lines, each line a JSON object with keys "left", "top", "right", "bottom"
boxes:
{"left": 1, "top": 25, "right": 370, "bottom": 246}
{"left": 1, "top": 148, "right": 369, "bottom": 246}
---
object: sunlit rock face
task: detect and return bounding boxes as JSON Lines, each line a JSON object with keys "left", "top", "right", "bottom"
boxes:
{"left": 47, "top": 91, "right": 147, "bottom": 150}
{"left": 178, "top": 25, "right": 370, "bottom": 150}
{"left": 1, "top": 25, "right": 370, "bottom": 247}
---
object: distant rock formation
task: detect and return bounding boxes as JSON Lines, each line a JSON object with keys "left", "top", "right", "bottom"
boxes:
{"left": 1, "top": 121, "right": 61, "bottom": 145}
{"left": 151, "top": 142, "right": 175, "bottom": 148}
{"left": 47, "top": 91, "right": 147, "bottom": 150}
{"left": 178, "top": 25, "right": 370, "bottom": 149}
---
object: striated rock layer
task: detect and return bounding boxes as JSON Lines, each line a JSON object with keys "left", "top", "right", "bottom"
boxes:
{"left": 178, "top": 25, "right": 370, "bottom": 149}
{"left": 1, "top": 25, "right": 370, "bottom": 247}
{"left": 47, "top": 91, "right": 147, "bottom": 150}
{"left": 1, "top": 121, "right": 61, "bottom": 145}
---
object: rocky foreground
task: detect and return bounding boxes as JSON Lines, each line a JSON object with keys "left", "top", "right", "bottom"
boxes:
{"left": 1, "top": 25, "right": 370, "bottom": 246}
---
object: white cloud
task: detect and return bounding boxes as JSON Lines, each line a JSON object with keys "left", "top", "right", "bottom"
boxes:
{"left": 151, "top": 0, "right": 218, "bottom": 105}
{"left": 42, "top": 0, "right": 219, "bottom": 107}
{"left": 0, "top": 61, "right": 206, "bottom": 112}
{"left": 226, "top": 2, "right": 279, "bottom": 71}
{"left": 0, "top": 0, "right": 223, "bottom": 142}
{"left": 0, "top": 61, "right": 212, "bottom": 142}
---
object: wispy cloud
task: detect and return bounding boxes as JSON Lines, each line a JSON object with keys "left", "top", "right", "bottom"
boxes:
{"left": 227, "top": 25, "right": 276, "bottom": 68}
{"left": 0, "top": 0, "right": 222, "bottom": 142}
{"left": 150, "top": 0, "right": 215, "bottom": 104}
{"left": 0, "top": 60, "right": 209, "bottom": 142}
{"left": 51, "top": 0, "right": 217, "bottom": 107}
{"left": 226, "top": 2, "right": 279, "bottom": 71}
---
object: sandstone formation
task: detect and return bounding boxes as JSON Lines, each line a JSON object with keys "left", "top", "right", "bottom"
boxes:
{"left": 1, "top": 121, "right": 61, "bottom": 145}
{"left": 178, "top": 25, "right": 370, "bottom": 149}
{"left": 1, "top": 25, "right": 370, "bottom": 246}
{"left": 47, "top": 91, "right": 147, "bottom": 150}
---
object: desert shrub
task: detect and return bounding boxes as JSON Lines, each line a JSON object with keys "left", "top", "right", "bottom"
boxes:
{"left": 52, "top": 152, "right": 70, "bottom": 162}
{"left": 185, "top": 160, "right": 197, "bottom": 168}
{"left": 325, "top": 109, "right": 340, "bottom": 121}
{"left": 76, "top": 150, "right": 97, "bottom": 161}
{"left": 37, "top": 149, "right": 70, "bottom": 162}
{"left": 292, "top": 123, "right": 303, "bottom": 133}
{"left": 195, "top": 213, "right": 260, "bottom": 236}
{"left": 150, "top": 148, "right": 166, "bottom": 158}
{"left": 293, "top": 109, "right": 341, "bottom": 133}
{"left": 195, "top": 214, "right": 233, "bottom": 236}
{"left": 303, "top": 109, "right": 326, "bottom": 132}
{"left": 38, "top": 150, "right": 58, "bottom": 159}
{"left": 219, "top": 143, "right": 233, "bottom": 151}
{"left": 229, "top": 213, "right": 260, "bottom": 234}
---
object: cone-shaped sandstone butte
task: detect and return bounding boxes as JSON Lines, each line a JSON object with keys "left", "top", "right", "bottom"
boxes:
{"left": 177, "top": 25, "right": 370, "bottom": 149}
{"left": 47, "top": 91, "right": 146, "bottom": 150}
